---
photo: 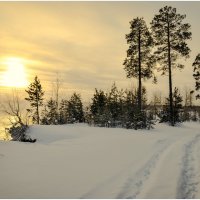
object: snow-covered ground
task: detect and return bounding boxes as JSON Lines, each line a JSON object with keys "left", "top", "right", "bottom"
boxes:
{"left": 0, "top": 122, "right": 200, "bottom": 198}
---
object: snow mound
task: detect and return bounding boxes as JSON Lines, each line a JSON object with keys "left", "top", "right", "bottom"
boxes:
{"left": 0, "top": 122, "right": 200, "bottom": 198}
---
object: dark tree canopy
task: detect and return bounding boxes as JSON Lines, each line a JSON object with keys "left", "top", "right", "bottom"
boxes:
{"left": 151, "top": 6, "right": 191, "bottom": 126}
{"left": 107, "top": 82, "right": 124, "bottom": 122}
{"left": 90, "top": 89, "right": 107, "bottom": 116}
{"left": 59, "top": 99, "right": 68, "bottom": 124}
{"left": 193, "top": 54, "right": 200, "bottom": 99}
{"left": 67, "top": 93, "right": 84, "bottom": 123}
{"left": 151, "top": 6, "right": 192, "bottom": 74}
{"left": 90, "top": 88, "right": 110, "bottom": 126}
{"left": 46, "top": 98, "right": 58, "bottom": 125}
{"left": 124, "top": 17, "right": 156, "bottom": 80}
{"left": 124, "top": 17, "right": 156, "bottom": 112}
{"left": 160, "top": 87, "right": 183, "bottom": 124}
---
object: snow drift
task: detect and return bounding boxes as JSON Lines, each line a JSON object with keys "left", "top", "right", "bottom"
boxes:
{"left": 0, "top": 123, "right": 200, "bottom": 198}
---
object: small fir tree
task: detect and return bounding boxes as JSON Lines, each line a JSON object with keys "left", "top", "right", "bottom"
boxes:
{"left": 90, "top": 89, "right": 107, "bottom": 116}
{"left": 67, "top": 93, "right": 84, "bottom": 123}
{"left": 59, "top": 99, "right": 68, "bottom": 124}
{"left": 25, "top": 76, "right": 44, "bottom": 124}
{"left": 160, "top": 87, "right": 183, "bottom": 124}
{"left": 107, "top": 83, "right": 124, "bottom": 125}
{"left": 123, "top": 89, "right": 137, "bottom": 128}
{"left": 46, "top": 98, "right": 58, "bottom": 124}
{"left": 90, "top": 89, "right": 109, "bottom": 126}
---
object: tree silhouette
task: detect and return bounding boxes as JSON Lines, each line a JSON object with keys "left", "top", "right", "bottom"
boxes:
{"left": 151, "top": 6, "right": 192, "bottom": 125}
{"left": 160, "top": 87, "right": 183, "bottom": 124}
{"left": 67, "top": 93, "right": 84, "bottom": 123}
{"left": 124, "top": 17, "right": 156, "bottom": 113}
{"left": 46, "top": 98, "right": 58, "bottom": 124}
{"left": 25, "top": 76, "right": 44, "bottom": 124}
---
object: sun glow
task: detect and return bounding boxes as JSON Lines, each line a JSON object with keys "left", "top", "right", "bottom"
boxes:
{"left": 0, "top": 58, "right": 28, "bottom": 88}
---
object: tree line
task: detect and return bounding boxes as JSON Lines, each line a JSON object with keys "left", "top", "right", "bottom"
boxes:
{"left": 24, "top": 6, "right": 199, "bottom": 128}
{"left": 2, "top": 5, "right": 200, "bottom": 141}
{"left": 24, "top": 77, "right": 199, "bottom": 130}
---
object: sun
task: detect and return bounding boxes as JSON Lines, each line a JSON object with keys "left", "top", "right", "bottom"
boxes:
{"left": 0, "top": 57, "right": 28, "bottom": 88}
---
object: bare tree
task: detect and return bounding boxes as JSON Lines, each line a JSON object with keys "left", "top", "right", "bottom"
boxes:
{"left": 52, "top": 72, "right": 63, "bottom": 112}
{"left": 0, "top": 90, "right": 25, "bottom": 126}
{"left": 0, "top": 89, "right": 31, "bottom": 141}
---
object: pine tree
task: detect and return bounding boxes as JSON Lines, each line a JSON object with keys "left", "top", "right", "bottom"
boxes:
{"left": 192, "top": 54, "right": 200, "bottom": 99}
{"left": 41, "top": 98, "right": 62, "bottom": 125}
{"left": 67, "top": 93, "right": 84, "bottom": 123}
{"left": 107, "top": 83, "right": 123, "bottom": 125}
{"left": 123, "top": 89, "right": 137, "bottom": 128}
{"left": 46, "top": 98, "right": 58, "bottom": 124}
{"left": 90, "top": 89, "right": 107, "bottom": 117}
{"left": 41, "top": 105, "right": 49, "bottom": 125}
{"left": 123, "top": 86, "right": 154, "bottom": 129}
{"left": 90, "top": 89, "right": 108, "bottom": 126}
{"left": 124, "top": 17, "right": 156, "bottom": 113}
{"left": 173, "top": 87, "right": 183, "bottom": 122}
{"left": 160, "top": 87, "right": 183, "bottom": 124}
{"left": 59, "top": 99, "right": 68, "bottom": 124}
{"left": 132, "top": 86, "right": 152, "bottom": 129}
{"left": 151, "top": 6, "right": 192, "bottom": 126}
{"left": 88, "top": 85, "right": 154, "bottom": 129}
{"left": 25, "top": 76, "right": 44, "bottom": 124}
{"left": 90, "top": 85, "right": 125, "bottom": 127}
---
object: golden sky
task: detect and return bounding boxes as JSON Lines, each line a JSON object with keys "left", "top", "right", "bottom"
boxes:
{"left": 0, "top": 1, "right": 200, "bottom": 102}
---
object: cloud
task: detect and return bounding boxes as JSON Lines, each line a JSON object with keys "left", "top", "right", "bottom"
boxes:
{"left": 0, "top": 1, "right": 199, "bottom": 103}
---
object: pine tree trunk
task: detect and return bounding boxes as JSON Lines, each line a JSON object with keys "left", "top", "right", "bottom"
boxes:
{"left": 167, "top": 14, "right": 174, "bottom": 126}
{"left": 56, "top": 77, "right": 59, "bottom": 121}
{"left": 36, "top": 87, "right": 40, "bottom": 125}
{"left": 138, "top": 28, "right": 142, "bottom": 113}
{"left": 37, "top": 104, "right": 39, "bottom": 124}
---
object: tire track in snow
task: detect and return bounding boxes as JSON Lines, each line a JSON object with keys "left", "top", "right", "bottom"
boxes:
{"left": 81, "top": 139, "right": 170, "bottom": 199}
{"left": 116, "top": 139, "right": 172, "bottom": 199}
{"left": 176, "top": 134, "right": 200, "bottom": 199}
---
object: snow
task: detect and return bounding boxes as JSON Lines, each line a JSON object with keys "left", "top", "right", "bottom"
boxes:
{"left": 0, "top": 122, "right": 200, "bottom": 198}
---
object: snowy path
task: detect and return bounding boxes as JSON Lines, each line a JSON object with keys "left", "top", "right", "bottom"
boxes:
{"left": 177, "top": 134, "right": 200, "bottom": 199}
{"left": 0, "top": 122, "right": 200, "bottom": 198}
{"left": 116, "top": 139, "right": 174, "bottom": 199}
{"left": 138, "top": 132, "right": 200, "bottom": 199}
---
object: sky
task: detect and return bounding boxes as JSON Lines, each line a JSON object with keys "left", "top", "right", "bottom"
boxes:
{"left": 0, "top": 1, "right": 200, "bottom": 103}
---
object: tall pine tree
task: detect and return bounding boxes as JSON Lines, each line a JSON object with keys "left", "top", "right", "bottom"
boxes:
{"left": 192, "top": 54, "right": 200, "bottom": 99}
{"left": 124, "top": 17, "right": 156, "bottom": 113}
{"left": 151, "top": 6, "right": 192, "bottom": 126}
{"left": 25, "top": 76, "right": 44, "bottom": 124}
